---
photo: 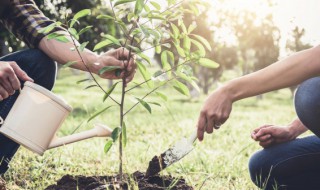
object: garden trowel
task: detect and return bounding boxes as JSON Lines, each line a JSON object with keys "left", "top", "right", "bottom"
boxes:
{"left": 146, "top": 129, "right": 198, "bottom": 177}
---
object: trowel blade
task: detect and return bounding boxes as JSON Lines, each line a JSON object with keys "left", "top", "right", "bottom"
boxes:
{"left": 146, "top": 136, "right": 195, "bottom": 177}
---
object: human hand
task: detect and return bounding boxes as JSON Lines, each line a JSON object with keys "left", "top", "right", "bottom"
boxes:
{"left": 0, "top": 61, "right": 33, "bottom": 100}
{"left": 90, "top": 48, "right": 136, "bottom": 83}
{"left": 251, "top": 125, "right": 295, "bottom": 148}
{"left": 197, "top": 87, "right": 233, "bottom": 141}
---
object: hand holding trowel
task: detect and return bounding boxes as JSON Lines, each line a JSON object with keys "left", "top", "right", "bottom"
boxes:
{"left": 145, "top": 129, "right": 198, "bottom": 177}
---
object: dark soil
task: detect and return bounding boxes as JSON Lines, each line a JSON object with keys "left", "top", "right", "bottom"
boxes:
{"left": 45, "top": 171, "right": 193, "bottom": 190}
{"left": 146, "top": 154, "right": 167, "bottom": 177}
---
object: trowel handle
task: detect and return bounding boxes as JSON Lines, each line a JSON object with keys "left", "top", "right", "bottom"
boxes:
{"left": 187, "top": 129, "right": 198, "bottom": 144}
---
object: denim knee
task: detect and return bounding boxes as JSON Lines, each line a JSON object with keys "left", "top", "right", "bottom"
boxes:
{"left": 24, "top": 49, "right": 57, "bottom": 90}
{"left": 248, "top": 150, "right": 270, "bottom": 188}
{"left": 294, "top": 77, "right": 320, "bottom": 136}
{"left": 0, "top": 49, "right": 57, "bottom": 90}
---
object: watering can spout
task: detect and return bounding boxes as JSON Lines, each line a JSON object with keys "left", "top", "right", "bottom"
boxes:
{"left": 48, "top": 124, "right": 112, "bottom": 149}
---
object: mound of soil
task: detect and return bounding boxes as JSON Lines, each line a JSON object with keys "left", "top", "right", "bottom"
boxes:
{"left": 45, "top": 171, "right": 193, "bottom": 190}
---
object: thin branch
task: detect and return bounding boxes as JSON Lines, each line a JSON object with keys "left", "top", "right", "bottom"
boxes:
{"left": 123, "top": 77, "right": 176, "bottom": 116}
{"left": 140, "top": 39, "right": 173, "bottom": 53}
{"left": 126, "top": 59, "right": 193, "bottom": 92}
{"left": 109, "top": 1, "right": 131, "bottom": 41}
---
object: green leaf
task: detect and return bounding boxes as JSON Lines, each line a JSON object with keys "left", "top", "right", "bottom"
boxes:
{"left": 160, "top": 51, "right": 171, "bottom": 71}
{"left": 137, "top": 52, "right": 151, "bottom": 65}
{"left": 176, "top": 71, "right": 192, "bottom": 82}
{"left": 138, "top": 25, "right": 150, "bottom": 38}
{"left": 180, "top": 65, "right": 193, "bottom": 76}
{"left": 171, "top": 23, "right": 179, "bottom": 39}
{"left": 103, "top": 82, "right": 120, "bottom": 102}
{"left": 173, "top": 80, "right": 190, "bottom": 96}
{"left": 103, "top": 34, "right": 121, "bottom": 46}
{"left": 55, "top": 36, "right": 70, "bottom": 43}
{"left": 155, "top": 45, "right": 161, "bottom": 54}
{"left": 79, "top": 41, "right": 89, "bottom": 52}
{"left": 114, "top": 0, "right": 135, "bottom": 7}
{"left": 127, "top": 12, "right": 135, "bottom": 22}
{"left": 174, "top": 43, "right": 186, "bottom": 57}
{"left": 62, "top": 61, "right": 77, "bottom": 68}
{"left": 190, "top": 79, "right": 200, "bottom": 93}
{"left": 149, "top": 102, "right": 161, "bottom": 107}
{"left": 137, "top": 61, "right": 153, "bottom": 88}
{"left": 190, "top": 34, "right": 212, "bottom": 51}
{"left": 147, "top": 15, "right": 165, "bottom": 21}
{"left": 155, "top": 92, "right": 168, "bottom": 101}
{"left": 97, "top": 15, "right": 114, "bottom": 20}
{"left": 127, "top": 45, "right": 141, "bottom": 53}
{"left": 180, "top": 22, "right": 188, "bottom": 34}
{"left": 188, "top": 24, "right": 197, "bottom": 34}
{"left": 134, "top": 0, "right": 144, "bottom": 15}
{"left": 148, "top": 29, "right": 161, "bottom": 41}
{"left": 39, "top": 22, "right": 61, "bottom": 34}
{"left": 191, "top": 39, "right": 206, "bottom": 57}
{"left": 76, "top": 79, "right": 90, "bottom": 84}
{"left": 93, "top": 40, "right": 113, "bottom": 51}
{"left": 98, "top": 66, "right": 122, "bottom": 75}
{"left": 71, "top": 9, "right": 91, "bottom": 27}
{"left": 183, "top": 36, "right": 191, "bottom": 51}
{"left": 136, "top": 98, "right": 152, "bottom": 114}
{"left": 46, "top": 32, "right": 64, "bottom": 40}
{"left": 87, "top": 106, "right": 113, "bottom": 122}
{"left": 85, "top": 85, "right": 98, "bottom": 89}
{"left": 77, "top": 26, "right": 93, "bottom": 36}
{"left": 150, "top": 1, "right": 161, "bottom": 10}
{"left": 198, "top": 58, "right": 219, "bottom": 69}
{"left": 122, "top": 122, "right": 127, "bottom": 147}
{"left": 68, "top": 28, "right": 78, "bottom": 40}
{"left": 104, "top": 140, "right": 113, "bottom": 154}
{"left": 112, "top": 127, "right": 121, "bottom": 142}
{"left": 152, "top": 70, "right": 168, "bottom": 81}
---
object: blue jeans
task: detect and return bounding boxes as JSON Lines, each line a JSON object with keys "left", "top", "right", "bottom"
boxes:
{"left": 249, "top": 77, "right": 320, "bottom": 190}
{"left": 0, "top": 49, "right": 56, "bottom": 174}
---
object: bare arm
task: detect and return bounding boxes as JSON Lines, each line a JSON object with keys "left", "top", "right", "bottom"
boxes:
{"left": 38, "top": 31, "right": 136, "bottom": 82}
{"left": 226, "top": 46, "right": 320, "bottom": 101}
{"left": 197, "top": 46, "right": 320, "bottom": 141}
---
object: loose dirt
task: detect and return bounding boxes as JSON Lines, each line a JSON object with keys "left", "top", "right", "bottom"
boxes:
{"left": 45, "top": 171, "right": 193, "bottom": 190}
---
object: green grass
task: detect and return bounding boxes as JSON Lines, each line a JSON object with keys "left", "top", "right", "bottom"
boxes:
{"left": 3, "top": 69, "right": 301, "bottom": 189}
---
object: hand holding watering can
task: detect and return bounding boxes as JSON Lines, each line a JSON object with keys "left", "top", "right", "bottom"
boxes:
{"left": 0, "top": 81, "right": 112, "bottom": 155}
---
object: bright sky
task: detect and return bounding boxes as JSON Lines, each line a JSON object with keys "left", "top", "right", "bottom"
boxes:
{"left": 208, "top": 0, "right": 320, "bottom": 56}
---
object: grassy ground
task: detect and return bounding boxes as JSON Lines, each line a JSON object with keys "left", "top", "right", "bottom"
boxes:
{"left": 2, "top": 69, "right": 300, "bottom": 189}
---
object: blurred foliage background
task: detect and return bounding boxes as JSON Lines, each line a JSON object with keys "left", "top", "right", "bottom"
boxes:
{"left": 0, "top": 0, "right": 313, "bottom": 96}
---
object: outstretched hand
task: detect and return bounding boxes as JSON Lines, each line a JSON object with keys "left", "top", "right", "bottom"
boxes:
{"left": 91, "top": 48, "right": 136, "bottom": 83}
{"left": 197, "top": 88, "right": 233, "bottom": 141}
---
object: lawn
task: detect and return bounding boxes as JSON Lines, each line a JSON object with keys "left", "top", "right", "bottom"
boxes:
{"left": 3, "top": 69, "right": 300, "bottom": 190}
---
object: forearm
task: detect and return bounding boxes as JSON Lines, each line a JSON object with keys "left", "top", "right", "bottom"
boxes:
{"left": 224, "top": 46, "right": 320, "bottom": 101}
{"left": 38, "top": 31, "right": 98, "bottom": 73}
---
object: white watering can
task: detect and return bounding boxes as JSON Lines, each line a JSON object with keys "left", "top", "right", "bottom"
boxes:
{"left": 0, "top": 81, "right": 112, "bottom": 156}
